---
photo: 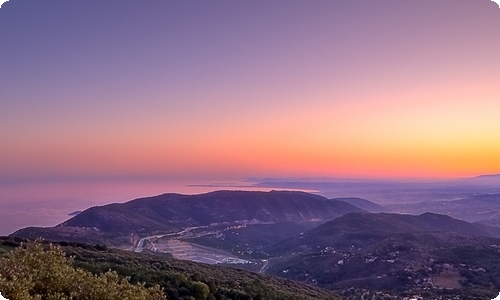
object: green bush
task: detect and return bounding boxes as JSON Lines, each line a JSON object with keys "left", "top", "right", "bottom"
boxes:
{"left": 0, "top": 241, "right": 166, "bottom": 300}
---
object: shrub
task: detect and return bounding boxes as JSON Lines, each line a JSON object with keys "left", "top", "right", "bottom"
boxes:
{"left": 0, "top": 241, "right": 166, "bottom": 300}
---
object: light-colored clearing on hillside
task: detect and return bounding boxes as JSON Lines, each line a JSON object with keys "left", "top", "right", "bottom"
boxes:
{"left": 431, "top": 269, "right": 463, "bottom": 289}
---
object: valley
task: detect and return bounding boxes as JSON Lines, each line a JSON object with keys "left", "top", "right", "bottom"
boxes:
{"left": 132, "top": 223, "right": 259, "bottom": 266}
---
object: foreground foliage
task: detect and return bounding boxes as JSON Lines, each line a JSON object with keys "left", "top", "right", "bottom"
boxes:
{"left": 1, "top": 237, "right": 342, "bottom": 300}
{"left": 0, "top": 241, "right": 165, "bottom": 300}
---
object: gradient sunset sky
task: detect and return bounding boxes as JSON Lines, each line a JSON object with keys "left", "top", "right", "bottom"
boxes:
{"left": 1, "top": 0, "right": 500, "bottom": 186}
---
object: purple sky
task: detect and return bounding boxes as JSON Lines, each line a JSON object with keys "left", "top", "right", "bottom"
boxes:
{"left": 1, "top": 0, "right": 500, "bottom": 234}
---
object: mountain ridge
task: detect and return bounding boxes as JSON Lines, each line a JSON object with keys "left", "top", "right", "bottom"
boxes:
{"left": 12, "top": 190, "right": 364, "bottom": 246}
{"left": 330, "top": 197, "right": 388, "bottom": 212}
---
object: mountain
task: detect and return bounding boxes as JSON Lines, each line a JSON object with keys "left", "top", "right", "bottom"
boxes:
{"left": 265, "top": 212, "right": 500, "bottom": 297}
{"left": 330, "top": 197, "right": 388, "bottom": 213}
{"left": 12, "top": 190, "right": 364, "bottom": 247}
{"left": 272, "top": 212, "right": 500, "bottom": 253}
{"left": 459, "top": 173, "right": 500, "bottom": 185}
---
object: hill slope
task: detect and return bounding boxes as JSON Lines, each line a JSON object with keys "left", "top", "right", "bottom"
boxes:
{"left": 273, "top": 212, "right": 500, "bottom": 253}
{"left": 0, "top": 237, "right": 344, "bottom": 300}
{"left": 330, "top": 197, "right": 388, "bottom": 212}
{"left": 266, "top": 212, "right": 500, "bottom": 298}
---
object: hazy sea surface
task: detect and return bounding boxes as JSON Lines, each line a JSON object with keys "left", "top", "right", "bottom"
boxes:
{"left": 1, "top": 180, "right": 222, "bottom": 236}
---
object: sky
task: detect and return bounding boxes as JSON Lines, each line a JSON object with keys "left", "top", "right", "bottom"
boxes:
{"left": 1, "top": 1, "right": 500, "bottom": 234}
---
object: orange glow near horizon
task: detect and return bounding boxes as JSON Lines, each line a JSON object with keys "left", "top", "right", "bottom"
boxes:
{"left": 1, "top": 0, "right": 500, "bottom": 183}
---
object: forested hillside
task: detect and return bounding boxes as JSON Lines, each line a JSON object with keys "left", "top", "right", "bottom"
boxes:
{"left": 0, "top": 237, "right": 343, "bottom": 300}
